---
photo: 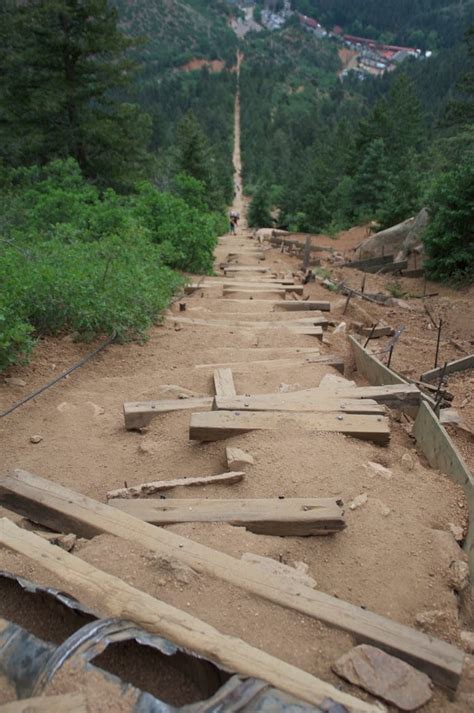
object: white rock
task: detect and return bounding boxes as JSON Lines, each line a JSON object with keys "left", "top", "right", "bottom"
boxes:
{"left": 449, "top": 560, "right": 470, "bottom": 592}
{"left": 226, "top": 447, "right": 254, "bottom": 469}
{"left": 30, "top": 435, "right": 43, "bottom": 444}
{"left": 461, "top": 631, "right": 474, "bottom": 655}
{"left": 366, "top": 461, "right": 392, "bottom": 480}
{"left": 333, "top": 322, "right": 346, "bottom": 334}
{"left": 449, "top": 523, "right": 464, "bottom": 542}
{"left": 350, "top": 493, "right": 368, "bottom": 510}
{"left": 319, "top": 373, "right": 356, "bottom": 389}
{"left": 4, "top": 377, "right": 26, "bottom": 387}
{"left": 401, "top": 453, "right": 415, "bottom": 471}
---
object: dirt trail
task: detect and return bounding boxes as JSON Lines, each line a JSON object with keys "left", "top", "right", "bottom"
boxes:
{"left": 0, "top": 69, "right": 472, "bottom": 711}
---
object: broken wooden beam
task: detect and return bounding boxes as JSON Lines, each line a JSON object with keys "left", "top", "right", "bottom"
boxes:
{"left": 0, "top": 519, "right": 378, "bottom": 713}
{"left": 195, "top": 354, "right": 343, "bottom": 373}
{"left": 274, "top": 301, "right": 331, "bottom": 312}
{"left": 213, "top": 368, "right": 237, "bottom": 397}
{"left": 109, "top": 498, "right": 346, "bottom": 536}
{"left": 190, "top": 411, "right": 390, "bottom": 445}
{"left": 420, "top": 354, "right": 474, "bottom": 383}
{"left": 123, "top": 396, "right": 213, "bottom": 430}
{"left": 213, "top": 393, "right": 386, "bottom": 415}
{"left": 0, "top": 470, "right": 463, "bottom": 691}
{"left": 107, "top": 472, "right": 245, "bottom": 499}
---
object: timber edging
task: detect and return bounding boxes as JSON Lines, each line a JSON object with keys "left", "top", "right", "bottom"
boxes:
{"left": 349, "top": 335, "right": 474, "bottom": 584}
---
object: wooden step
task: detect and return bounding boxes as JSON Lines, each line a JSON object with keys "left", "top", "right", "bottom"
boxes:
{"left": 190, "top": 411, "right": 390, "bottom": 445}
{"left": 109, "top": 497, "right": 346, "bottom": 536}
{"left": 195, "top": 354, "right": 343, "bottom": 372}
{"left": 123, "top": 396, "right": 213, "bottom": 430}
{"left": 274, "top": 301, "right": 331, "bottom": 312}
{"left": 0, "top": 469, "right": 462, "bottom": 691}
{"left": 0, "top": 518, "right": 378, "bottom": 713}
{"left": 213, "top": 393, "right": 385, "bottom": 415}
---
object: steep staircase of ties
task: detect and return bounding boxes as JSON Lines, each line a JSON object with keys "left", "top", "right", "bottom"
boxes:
{"left": 0, "top": 49, "right": 471, "bottom": 713}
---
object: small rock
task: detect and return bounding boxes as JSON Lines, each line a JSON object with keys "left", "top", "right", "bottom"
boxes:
{"left": 449, "top": 523, "right": 464, "bottom": 542}
{"left": 333, "top": 322, "right": 346, "bottom": 334}
{"left": 415, "top": 609, "right": 448, "bottom": 631}
{"left": 350, "top": 493, "right": 368, "bottom": 510}
{"left": 366, "top": 461, "right": 392, "bottom": 480}
{"left": 52, "top": 533, "right": 77, "bottom": 552}
{"left": 401, "top": 453, "right": 415, "bottom": 471}
{"left": 226, "top": 446, "right": 254, "bottom": 470}
{"left": 149, "top": 555, "right": 197, "bottom": 586}
{"left": 333, "top": 644, "right": 432, "bottom": 711}
{"left": 4, "top": 377, "right": 26, "bottom": 387}
{"left": 449, "top": 560, "right": 470, "bottom": 592}
{"left": 138, "top": 439, "right": 160, "bottom": 455}
{"left": 30, "top": 435, "right": 43, "bottom": 444}
{"left": 461, "top": 631, "right": 474, "bottom": 655}
{"left": 379, "top": 502, "right": 391, "bottom": 516}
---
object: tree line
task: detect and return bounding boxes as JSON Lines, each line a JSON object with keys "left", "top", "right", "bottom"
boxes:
{"left": 0, "top": 0, "right": 234, "bottom": 371}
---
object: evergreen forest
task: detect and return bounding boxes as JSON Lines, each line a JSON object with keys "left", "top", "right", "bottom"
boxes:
{"left": 0, "top": 0, "right": 473, "bottom": 372}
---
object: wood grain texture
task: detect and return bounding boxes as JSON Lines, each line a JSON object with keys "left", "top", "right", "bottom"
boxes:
{"left": 213, "top": 368, "right": 237, "bottom": 397}
{"left": 107, "top": 472, "right": 245, "bottom": 500}
{"left": 213, "top": 393, "right": 385, "bottom": 415}
{"left": 0, "top": 518, "right": 380, "bottom": 713}
{"left": 0, "top": 470, "right": 463, "bottom": 691}
{"left": 108, "top": 497, "right": 346, "bottom": 535}
{"left": 190, "top": 411, "right": 390, "bottom": 445}
{"left": 123, "top": 396, "right": 213, "bottom": 430}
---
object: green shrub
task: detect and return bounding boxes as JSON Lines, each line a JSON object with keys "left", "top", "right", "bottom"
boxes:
{"left": 0, "top": 159, "right": 225, "bottom": 370}
{"left": 423, "top": 161, "right": 474, "bottom": 283}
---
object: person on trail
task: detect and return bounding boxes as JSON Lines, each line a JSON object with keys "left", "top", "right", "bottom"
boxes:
{"left": 229, "top": 211, "right": 237, "bottom": 234}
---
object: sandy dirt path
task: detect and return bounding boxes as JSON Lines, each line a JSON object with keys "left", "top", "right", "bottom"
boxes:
{"left": 0, "top": 66, "right": 471, "bottom": 712}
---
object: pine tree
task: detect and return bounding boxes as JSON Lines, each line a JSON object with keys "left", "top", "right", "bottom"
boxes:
{"left": 351, "top": 138, "right": 390, "bottom": 219}
{"left": 0, "top": 0, "right": 151, "bottom": 189}
{"left": 175, "top": 112, "right": 225, "bottom": 210}
{"left": 248, "top": 183, "right": 272, "bottom": 228}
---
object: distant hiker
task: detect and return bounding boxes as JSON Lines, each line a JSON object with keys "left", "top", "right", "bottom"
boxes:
{"left": 229, "top": 212, "right": 237, "bottom": 234}
{"left": 303, "top": 269, "right": 315, "bottom": 285}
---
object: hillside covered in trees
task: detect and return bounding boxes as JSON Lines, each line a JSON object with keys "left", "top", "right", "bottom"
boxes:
{"left": 241, "top": 2, "right": 473, "bottom": 282}
{"left": 0, "top": 0, "right": 472, "bottom": 373}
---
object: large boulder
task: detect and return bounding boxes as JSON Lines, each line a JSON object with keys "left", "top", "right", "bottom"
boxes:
{"left": 356, "top": 208, "right": 429, "bottom": 261}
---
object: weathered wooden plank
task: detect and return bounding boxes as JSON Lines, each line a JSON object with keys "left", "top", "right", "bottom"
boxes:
{"left": 165, "top": 317, "right": 327, "bottom": 334}
{"left": 123, "top": 396, "right": 213, "bottom": 430}
{"left": 377, "top": 260, "right": 409, "bottom": 274}
{"left": 413, "top": 402, "right": 474, "bottom": 583}
{"left": 223, "top": 266, "right": 271, "bottom": 273}
{"left": 107, "top": 472, "right": 245, "bottom": 499}
{"left": 0, "top": 519, "right": 378, "bottom": 713}
{"left": 401, "top": 268, "right": 425, "bottom": 278}
{"left": 190, "top": 411, "right": 390, "bottom": 445}
{"left": 420, "top": 354, "right": 474, "bottom": 383}
{"left": 213, "top": 393, "right": 385, "bottom": 415}
{"left": 327, "top": 384, "right": 422, "bottom": 409}
{"left": 345, "top": 255, "right": 394, "bottom": 270}
{"left": 0, "top": 694, "right": 86, "bottom": 713}
{"left": 109, "top": 498, "right": 346, "bottom": 536}
{"left": 213, "top": 368, "right": 237, "bottom": 397}
{"left": 349, "top": 335, "right": 407, "bottom": 387}
{"left": 187, "top": 280, "right": 304, "bottom": 293}
{"left": 0, "top": 470, "right": 463, "bottom": 690}
{"left": 274, "top": 301, "right": 331, "bottom": 312}
{"left": 195, "top": 354, "right": 343, "bottom": 373}
{"left": 358, "top": 325, "right": 394, "bottom": 338}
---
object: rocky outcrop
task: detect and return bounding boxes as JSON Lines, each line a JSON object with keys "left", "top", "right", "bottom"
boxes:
{"left": 356, "top": 208, "right": 429, "bottom": 261}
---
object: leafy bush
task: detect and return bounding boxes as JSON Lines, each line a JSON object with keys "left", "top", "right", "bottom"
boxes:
{"left": 0, "top": 159, "right": 224, "bottom": 370}
{"left": 423, "top": 160, "right": 474, "bottom": 283}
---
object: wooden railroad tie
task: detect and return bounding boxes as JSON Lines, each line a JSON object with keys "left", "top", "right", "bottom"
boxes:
{"left": 189, "top": 411, "right": 390, "bottom": 445}
{"left": 0, "top": 469, "right": 464, "bottom": 691}
{"left": 109, "top": 497, "right": 346, "bottom": 536}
